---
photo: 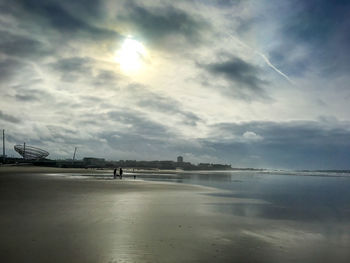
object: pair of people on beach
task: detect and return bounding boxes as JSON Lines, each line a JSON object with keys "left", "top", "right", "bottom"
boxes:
{"left": 113, "top": 167, "right": 123, "bottom": 179}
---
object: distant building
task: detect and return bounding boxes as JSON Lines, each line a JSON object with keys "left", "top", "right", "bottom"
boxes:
{"left": 83, "top": 157, "right": 105, "bottom": 167}
{"left": 198, "top": 163, "right": 211, "bottom": 168}
{"left": 177, "top": 156, "right": 183, "bottom": 163}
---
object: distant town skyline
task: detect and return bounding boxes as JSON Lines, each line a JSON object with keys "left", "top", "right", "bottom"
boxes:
{"left": 1, "top": 0, "right": 350, "bottom": 169}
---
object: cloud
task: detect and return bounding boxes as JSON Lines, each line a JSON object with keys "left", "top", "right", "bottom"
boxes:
{"left": 205, "top": 120, "right": 350, "bottom": 169}
{"left": 210, "top": 0, "right": 243, "bottom": 8}
{"left": 107, "top": 110, "right": 171, "bottom": 140}
{"left": 242, "top": 131, "right": 263, "bottom": 142}
{"left": 136, "top": 91, "right": 202, "bottom": 126}
{"left": 0, "top": 30, "right": 50, "bottom": 58}
{"left": 1, "top": 0, "right": 350, "bottom": 169}
{"left": 0, "top": 110, "right": 21, "bottom": 123}
{"left": 203, "top": 57, "right": 265, "bottom": 89}
{"left": 258, "top": 0, "right": 350, "bottom": 77}
{"left": 50, "top": 57, "right": 92, "bottom": 73}
{"left": 93, "top": 70, "right": 120, "bottom": 86}
{"left": 9, "top": 0, "right": 119, "bottom": 39}
{"left": 13, "top": 85, "right": 55, "bottom": 103}
{"left": 198, "top": 55, "right": 270, "bottom": 100}
{"left": 48, "top": 57, "right": 123, "bottom": 87}
{"left": 15, "top": 94, "right": 39, "bottom": 102}
{"left": 49, "top": 57, "right": 94, "bottom": 81}
{"left": 4, "top": 108, "right": 200, "bottom": 161}
{"left": 0, "top": 58, "right": 23, "bottom": 82}
{"left": 118, "top": 1, "right": 208, "bottom": 49}
{"left": 279, "top": 0, "right": 349, "bottom": 46}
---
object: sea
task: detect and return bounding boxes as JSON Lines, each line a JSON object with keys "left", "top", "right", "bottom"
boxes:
{"left": 86, "top": 169, "right": 350, "bottom": 222}
{"left": 63, "top": 169, "right": 350, "bottom": 261}
{"left": 135, "top": 169, "right": 350, "bottom": 262}
{"left": 135, "top": 169, "right": 350, "bottom": 221}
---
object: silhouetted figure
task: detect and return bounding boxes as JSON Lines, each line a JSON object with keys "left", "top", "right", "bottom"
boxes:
{"left": 113, "top": 168, "right": 117, "bottom": 179}
{"left": 134, "top": 174, "right": 136, "bottom": 179}
{"left": 119, "top": 167, "right": 123, "bottom": 179}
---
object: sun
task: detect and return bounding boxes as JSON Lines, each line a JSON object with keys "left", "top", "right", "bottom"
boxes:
{"left": 115, "top": 38, "right": 147, "bottom": 73}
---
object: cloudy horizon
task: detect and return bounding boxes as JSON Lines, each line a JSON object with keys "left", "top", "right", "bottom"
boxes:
{"left": 1, "top": 0, "right": 350, "bottom": 169}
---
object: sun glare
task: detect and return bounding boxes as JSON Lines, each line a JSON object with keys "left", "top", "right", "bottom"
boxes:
{"left": 115, "top": 38, "right": 147, "bottom": 73}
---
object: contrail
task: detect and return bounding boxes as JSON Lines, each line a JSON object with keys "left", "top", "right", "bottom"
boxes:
{"left": 258, "top": 52, "right": 293, "bottom": 84}
{"left": 231, "top": 36, "right": 293, "bottom": 84}
{"left": 191, "top": 0, "right": 293, "bottom": 84}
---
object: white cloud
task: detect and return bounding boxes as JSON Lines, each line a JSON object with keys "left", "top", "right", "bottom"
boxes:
{"left": 242, "top": 131, "right": 263, "bottom": 142}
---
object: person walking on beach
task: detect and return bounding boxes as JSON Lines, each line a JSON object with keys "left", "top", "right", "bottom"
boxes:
{"left": 119, "top": 167, "right": 123, "bottom": 179}
{"left": 113, "top": 168, "right": 117, "bottom": 179}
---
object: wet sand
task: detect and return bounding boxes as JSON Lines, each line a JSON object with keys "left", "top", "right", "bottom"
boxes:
{"left": 0, "top": 166, "right": 349, "bottom": 262}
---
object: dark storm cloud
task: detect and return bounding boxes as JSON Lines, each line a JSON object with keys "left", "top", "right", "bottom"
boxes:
{"left": 126, "top": 84, "right": 202, "bottom": 126}
{"left": 46, "top": 125, "right": 76, "bottom": 139}
{"left": 3, "top": 0, "right": 120, "bottom": 41}
{"left": 0, "top": 58, "right": 22, "bottom": 82}
{"left": 137, "top": 95, "right": 202, "bottom": 126}
{"left": 95, "top": 70, "right": 119, "bottom": 83}
{"left": 100, "top": 131, "right": 210, "bottom": 161}
{"left": 49, "top": 57, "right": 122, "bottom": 86}
{"left": 49, "top": 57, "right": 93, "bottom": 82}
{"left": 99, "top": 130, "right": 208, "bottom": 161}
{"left": 0, "top": 110, "right": 20, "bottom": 123}
{"left": 0, "top": 30, "right": 50, "bottom": 58}
{"left": 67, "top": 108, "right": 194, "bottom": 159}
{"left": 205, "top": 120, "right": 350, "bottom": 169}
{"left": 10, "top": 124, "right": 103, "bottom": 155}
{"left": 12, "top": 85, "right": 54, "bottom": 103}
{"left": 118, "top": 1, "right": 207, "bottom": 47}
{"left": 107, "top": 110, "right": 170, "bottom": 139}
{"left": 15, "top": 94, "right": 38, "bottom": 102}
{"left": 212, "top": 0, "right": 242, "bottom": 7}
{"left": 199, "top": 56, "right": 269, "bottom": 100}
{"left": 50, "top": 57, "right": 92, "bottom": 74}
{"left": 204, "top": 57, "right": 266, "bottom": 89}
{"left": 92, "top": 70, "right": 121, "bottom": 87}
{"left": 213, "top": 120, "right": 349, "bottom": 145}
{"left": 36, "top": 109, "right": 187, "bottom": 159}
{"left": 102, "top": 132, "right": 170, "bottom": 158}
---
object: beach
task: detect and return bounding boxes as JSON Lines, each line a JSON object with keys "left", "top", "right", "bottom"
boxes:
{"left": 0, "top": 166, "right": 234, "bottom": 263}
{"left": 1, "top": 166, "right": 349, "bottom": 262}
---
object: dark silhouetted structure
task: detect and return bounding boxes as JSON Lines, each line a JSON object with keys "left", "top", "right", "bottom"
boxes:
{"left": 2, "top": 129, "right": 5, "bottom": 163}
{"left": 72, "top": 147, "right": 77, "bottom": 164}
{"left": 14, "top": 144, "right": 49, "bottom": 159}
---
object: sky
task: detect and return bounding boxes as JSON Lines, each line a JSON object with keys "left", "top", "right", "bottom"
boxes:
{"left": 1, "top": 0, "right": 350, "bottom": 169}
